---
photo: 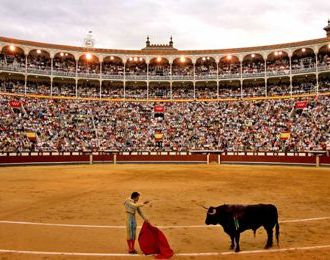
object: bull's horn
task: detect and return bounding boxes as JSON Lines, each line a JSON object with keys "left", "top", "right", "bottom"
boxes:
{"left": 208, "top": 208, "right": 217, "bottom": 215}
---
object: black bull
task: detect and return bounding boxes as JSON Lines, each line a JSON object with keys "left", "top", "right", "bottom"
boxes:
{"left": 205, "top": 204, "right": 280, "bottom": 252}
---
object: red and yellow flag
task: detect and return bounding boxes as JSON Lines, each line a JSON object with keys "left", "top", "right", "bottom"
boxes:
{"left": 26, "top": 132, "right": 37, "bottom": 141}
{"left": 280, "top": 132, "right": 290, "bottom": 140}
{"left": 155, "top": 133, "right": 163, "bottom": 141}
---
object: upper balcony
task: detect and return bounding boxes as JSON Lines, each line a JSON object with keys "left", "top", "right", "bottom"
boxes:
{"left": 0, "top": 36, "right": 329, "bottom": 81}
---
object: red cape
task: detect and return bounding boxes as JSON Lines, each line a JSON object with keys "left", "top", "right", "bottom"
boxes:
{"left": 138, "top": 221, "right": 174, "bottom": 259}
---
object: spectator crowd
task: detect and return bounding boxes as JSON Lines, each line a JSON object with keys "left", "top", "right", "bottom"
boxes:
{"left": 0, "top": 94, "right": 329, "bottom": 153}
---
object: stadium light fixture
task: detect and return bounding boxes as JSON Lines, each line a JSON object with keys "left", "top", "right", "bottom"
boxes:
{"left": 9, "top": 45, "right": 16, "bottom": 52}
{"left": 36, "top": 49, "right": 42, "bottom": 54}
{"left": 85, "top": 53, "right": 92, "bottom": 60}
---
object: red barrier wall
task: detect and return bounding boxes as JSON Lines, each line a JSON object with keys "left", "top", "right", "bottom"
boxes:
{"left": 0, "top": 154, "right": 328, "bottom": 166}
{"left": 117, "top": 154, "right": 206, "bottom": 162}
{"left": 320, "top": 156, "right": 330, "bottom": 164}
{"left": 93, "top": 154, "right": 114, "bottom": 162}
{"left": 0, "top": 155, "right": 90, "bottom": 164}
{"left": 219, "top": 155, "right": 316, "bottom": 164}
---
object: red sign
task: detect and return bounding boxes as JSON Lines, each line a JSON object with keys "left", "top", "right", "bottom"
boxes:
{"left": 295, "top": 101, "right": 307, "bottom": 109}
{"left": 154, "top": 106, "right": 165, "bottom": 113}
{"left": 9, "top": 100, "right": 21, "bottom": 108}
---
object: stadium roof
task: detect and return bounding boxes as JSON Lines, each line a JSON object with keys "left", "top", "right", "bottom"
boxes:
{"left": 1, "top": 36, "right": 329, "bottom": 56}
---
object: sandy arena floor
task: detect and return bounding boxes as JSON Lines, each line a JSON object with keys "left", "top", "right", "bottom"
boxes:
{"left": 0, "top": 164, "right": 329, "bottom": 259}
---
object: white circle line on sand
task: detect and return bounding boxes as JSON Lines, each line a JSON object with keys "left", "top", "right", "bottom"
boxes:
{"left": 0, "top": 217, "right": 329, "bottom": 229}
{"left": 0, "top": 245, "right": 330, "bottom": 257}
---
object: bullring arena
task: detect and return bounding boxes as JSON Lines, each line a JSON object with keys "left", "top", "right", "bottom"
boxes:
{"left": 1, "top": 20, "right": 330, "bottom": 259}
{"left": 0, "top": 164, "right": 330, "bottom": 259}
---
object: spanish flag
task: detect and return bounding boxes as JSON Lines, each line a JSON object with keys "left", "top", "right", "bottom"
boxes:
{"left": 280, "top": 132, "right": 290, "bottom": 140}
{"left": 155, "top": 133, "right": 163, "bottom": 141}
{"left": 26, "top": 132, "right": 37, "bottom": 141}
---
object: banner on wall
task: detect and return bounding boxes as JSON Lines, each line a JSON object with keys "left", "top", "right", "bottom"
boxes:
{"left": 9, "top": 100, "right": 21, "bottom": 108}
{"left": 154, "top": 106, "right": 165, "bottom": 113}
{"left": 295, "top": 101, "right": 307, "bottom": 109}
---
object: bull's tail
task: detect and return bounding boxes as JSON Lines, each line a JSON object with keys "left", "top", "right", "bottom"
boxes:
{"left": 275, "top": 221, "right": 280, "bottom": 246}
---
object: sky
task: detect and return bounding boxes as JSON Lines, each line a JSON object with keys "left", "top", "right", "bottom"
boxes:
{"left": 0, "top": 0, "right": 329, "bottom": 50}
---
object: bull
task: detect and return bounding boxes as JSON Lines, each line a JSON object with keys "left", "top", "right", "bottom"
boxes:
{"left": 204, "top": 204, "right": 279, "bottom": 252}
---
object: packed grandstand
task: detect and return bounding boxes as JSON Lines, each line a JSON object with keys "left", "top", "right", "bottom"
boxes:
{"left": 0, "top": 95, "right": 329, "bottom": 152}
{"left": 0, "top": 23, "right": 329, "bottom": 154}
